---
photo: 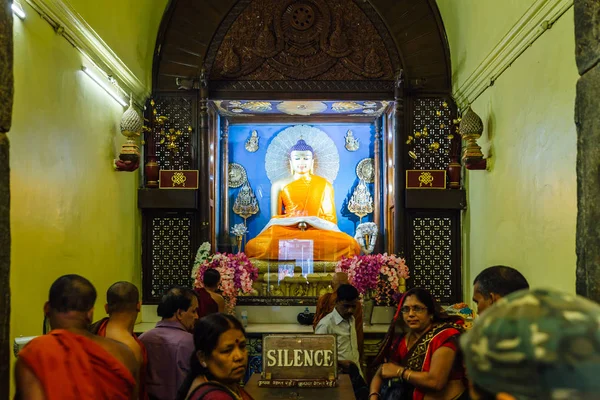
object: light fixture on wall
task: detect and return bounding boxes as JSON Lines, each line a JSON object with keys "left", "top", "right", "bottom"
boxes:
{"left": 81, "top": 66, "right": 128, "bottom": 107}
{"left": 11, "top": 1, "right": 26, "bottom": 19}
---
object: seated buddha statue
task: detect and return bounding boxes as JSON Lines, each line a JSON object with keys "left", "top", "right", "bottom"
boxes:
{"left": 245, "top": 139, "right": 360, "bottom": 261}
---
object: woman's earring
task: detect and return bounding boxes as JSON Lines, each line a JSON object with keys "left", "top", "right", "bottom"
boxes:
{"left": 201, "top": 362, "right": 207, "bottom": 368}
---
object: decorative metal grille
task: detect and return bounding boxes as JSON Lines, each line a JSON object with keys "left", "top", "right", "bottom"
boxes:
{"left": 409, "top": 216, "right": 457, "bottom": 303}
{"left": 153, "top": 96, "right": 194, "bottom": 170}
{"left": 149, "top": 215, "right": 194, "bottom": 298}
{"left": 244, "top": 337, "right": 263, "bottom": 383}
{"left": 210, "top": 80, "right": 395, "bottom": 93}
{"left": 410, "top": 98, "right": 453, "bottom": 170}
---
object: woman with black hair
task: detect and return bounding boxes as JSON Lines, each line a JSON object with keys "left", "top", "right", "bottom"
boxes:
{"left": 369, "top": 287, "right": 467, "bottom": 400}
{"left": 177, "top": 313, "right": 254, "bottom": 400}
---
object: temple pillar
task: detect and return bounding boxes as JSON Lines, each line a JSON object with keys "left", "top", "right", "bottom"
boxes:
{"left": 393, "top": 72, "right": 406, "bottom": 254}
{"left": 0, "top": 0, "right": 12, "bottom": 395}
{"left": 575, "top": 0, "right": 600, "bottom": 301}
{"left": 219, "top": 119, "right": 230, "bottom": 250}
{"left": 374, "top": 118, "right": 382, "bottom": 254}
{"left": 199, "top": 71, "right": 211, "bottom": 244}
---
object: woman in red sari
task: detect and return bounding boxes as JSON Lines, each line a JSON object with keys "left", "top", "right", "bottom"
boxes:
{"left": 177, "top": 313, "right": 254, "bottom": 400}
{"left": 369, "top": 288, "right": 467, "bottom": 400}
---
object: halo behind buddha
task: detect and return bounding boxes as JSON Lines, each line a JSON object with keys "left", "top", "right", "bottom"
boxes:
{"left": 265, "top": 125, "right": 340, "bottom": 184}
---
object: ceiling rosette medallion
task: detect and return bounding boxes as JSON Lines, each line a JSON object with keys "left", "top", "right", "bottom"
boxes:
{"left": 211, "top": 0, "right": 393, "bottom": 81}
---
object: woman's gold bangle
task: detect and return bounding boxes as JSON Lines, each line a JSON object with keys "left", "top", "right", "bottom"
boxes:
{"left": 406, "top": 370, "right": 413, "bottom": 382}
{"left": 396, "top": 367, "right": 403, "bottom": 377}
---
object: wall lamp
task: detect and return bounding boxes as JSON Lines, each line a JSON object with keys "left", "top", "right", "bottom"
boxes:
{"left": 81, "top": 66, "right": 128, "bottom": 107}
{"left": 11, "top": 1, "right": 26, "bottom": 19}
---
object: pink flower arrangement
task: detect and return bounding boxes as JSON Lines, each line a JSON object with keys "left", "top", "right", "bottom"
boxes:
{"left": 336, "top": 253, "right": 409, "bottom": 306}
{"left": 193, "top": 252, "right": 259, "bottom": 313}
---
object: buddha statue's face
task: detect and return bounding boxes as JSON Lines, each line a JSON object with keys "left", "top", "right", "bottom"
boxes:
{"left": 289, "top": 150, "right": 314, "bottom": 175}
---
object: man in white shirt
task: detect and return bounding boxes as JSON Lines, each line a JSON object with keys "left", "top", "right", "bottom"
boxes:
{"left": 315, "top": 284, "right": 367, "bottom": 400}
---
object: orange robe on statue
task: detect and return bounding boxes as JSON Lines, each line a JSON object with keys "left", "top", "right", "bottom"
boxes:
{"left": 246, "top": 174, "right": 360, "bottom": 261}
{"left": 18, "top": 329, "right": 136, "bottom": 400}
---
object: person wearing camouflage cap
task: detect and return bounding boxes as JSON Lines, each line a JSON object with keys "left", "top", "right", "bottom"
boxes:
{"left": 461, "top": 288, "right": 600, "bottom": 400}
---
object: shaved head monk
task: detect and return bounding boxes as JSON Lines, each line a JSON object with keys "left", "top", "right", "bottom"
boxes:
{"left": 15, "top": 274, "right": 138, "bottom": 399}
{"left": 313, "top": 272, "right": 364, "bottom": 362}
{"left": 90, "top": 281, "right": 148, "bottom": 400}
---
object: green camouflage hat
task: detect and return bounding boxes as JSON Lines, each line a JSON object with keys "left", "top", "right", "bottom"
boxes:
{"left": 460, "top": 288, "right": 600, "bottom": 400}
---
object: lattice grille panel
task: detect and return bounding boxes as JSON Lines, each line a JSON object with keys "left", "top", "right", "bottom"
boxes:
{"left": 150, "top": 216, "right": 194, "bottom": 297}
{"left": 153, "top": 97, "right": 193, "bottom": 170}
{"left": 411, "top": 98, "right": 453, "bottom": 170}
{"left": 210, "top": 80, "right": 395, "bottom": 93}
{"left": 410, "top": 216, "right": 455, "bottom": 303}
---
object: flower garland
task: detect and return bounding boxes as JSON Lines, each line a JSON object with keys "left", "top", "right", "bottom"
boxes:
{"left": 336, "top": 253, "right": 409, "bottom": 306}
{"left": 192, "top": 243, "right": 258, "bottom": 313}
{"left": 191, "top": 241, "right": 211, "bottom": 280}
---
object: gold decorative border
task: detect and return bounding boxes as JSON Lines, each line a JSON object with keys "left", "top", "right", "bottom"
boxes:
{"left": 250, "top": 259, "right": 338, "bottom": 273}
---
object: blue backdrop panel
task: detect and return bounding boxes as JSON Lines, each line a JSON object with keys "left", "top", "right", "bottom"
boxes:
{"left": 228, "top": 124, "right": 375, "bottom": 240}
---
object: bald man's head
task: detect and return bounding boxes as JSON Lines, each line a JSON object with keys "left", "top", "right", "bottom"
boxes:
{"left": 48, "top": 274, "right": 97, "bottom": 313}
{"left": 46, "top": 275, "right": 97, "bottom": 330}
{"left": 106, "top": 281, "right": 139, "bottom": 314}
{"left": 332, "top": 272, "right": 349, "bottom": 291}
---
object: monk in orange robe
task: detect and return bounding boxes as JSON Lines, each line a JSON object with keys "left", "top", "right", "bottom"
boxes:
{"left": 15, "top": 274, "right": 138, "bottom": 399}
{"left": 90, "top": 281, "right": 148, "bottom": 400}
{"left": 246, "top": 139, "right": 360, "bottom": 261}
{"left": 313, "top": 272, "right": 364, "bottom": 361}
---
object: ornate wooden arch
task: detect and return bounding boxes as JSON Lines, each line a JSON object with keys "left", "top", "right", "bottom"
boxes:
{"left": 152, "top": 0, "right": 451, "bottom": 96}
{"left": 142, "top": 0, "right": 464, "bottom": 305}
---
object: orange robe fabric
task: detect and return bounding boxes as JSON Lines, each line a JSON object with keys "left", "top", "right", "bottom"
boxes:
{"left": 246, "top": 175, "right": 360, "bottom": 261}
{"left": 313, "top": 292, "right": 364, "bottom": 360}
{"left": 18, "top": 329, "right": 135, "bottom": 400}
{"left": 96, "top": 318, "right": 149, "bottom": 400}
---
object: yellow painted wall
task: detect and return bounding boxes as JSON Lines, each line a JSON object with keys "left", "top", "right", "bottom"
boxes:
{"left": 438, "top": 3, "right": 578, "bottom": 302}
{"left": 437, "top": 0, "right": 537, "bottom": 90}
{"left": 8, "top": 1, "right": 156, "bottom": 394}
{"left": 66, "top": 0, "right": 167, "bottom": 87}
